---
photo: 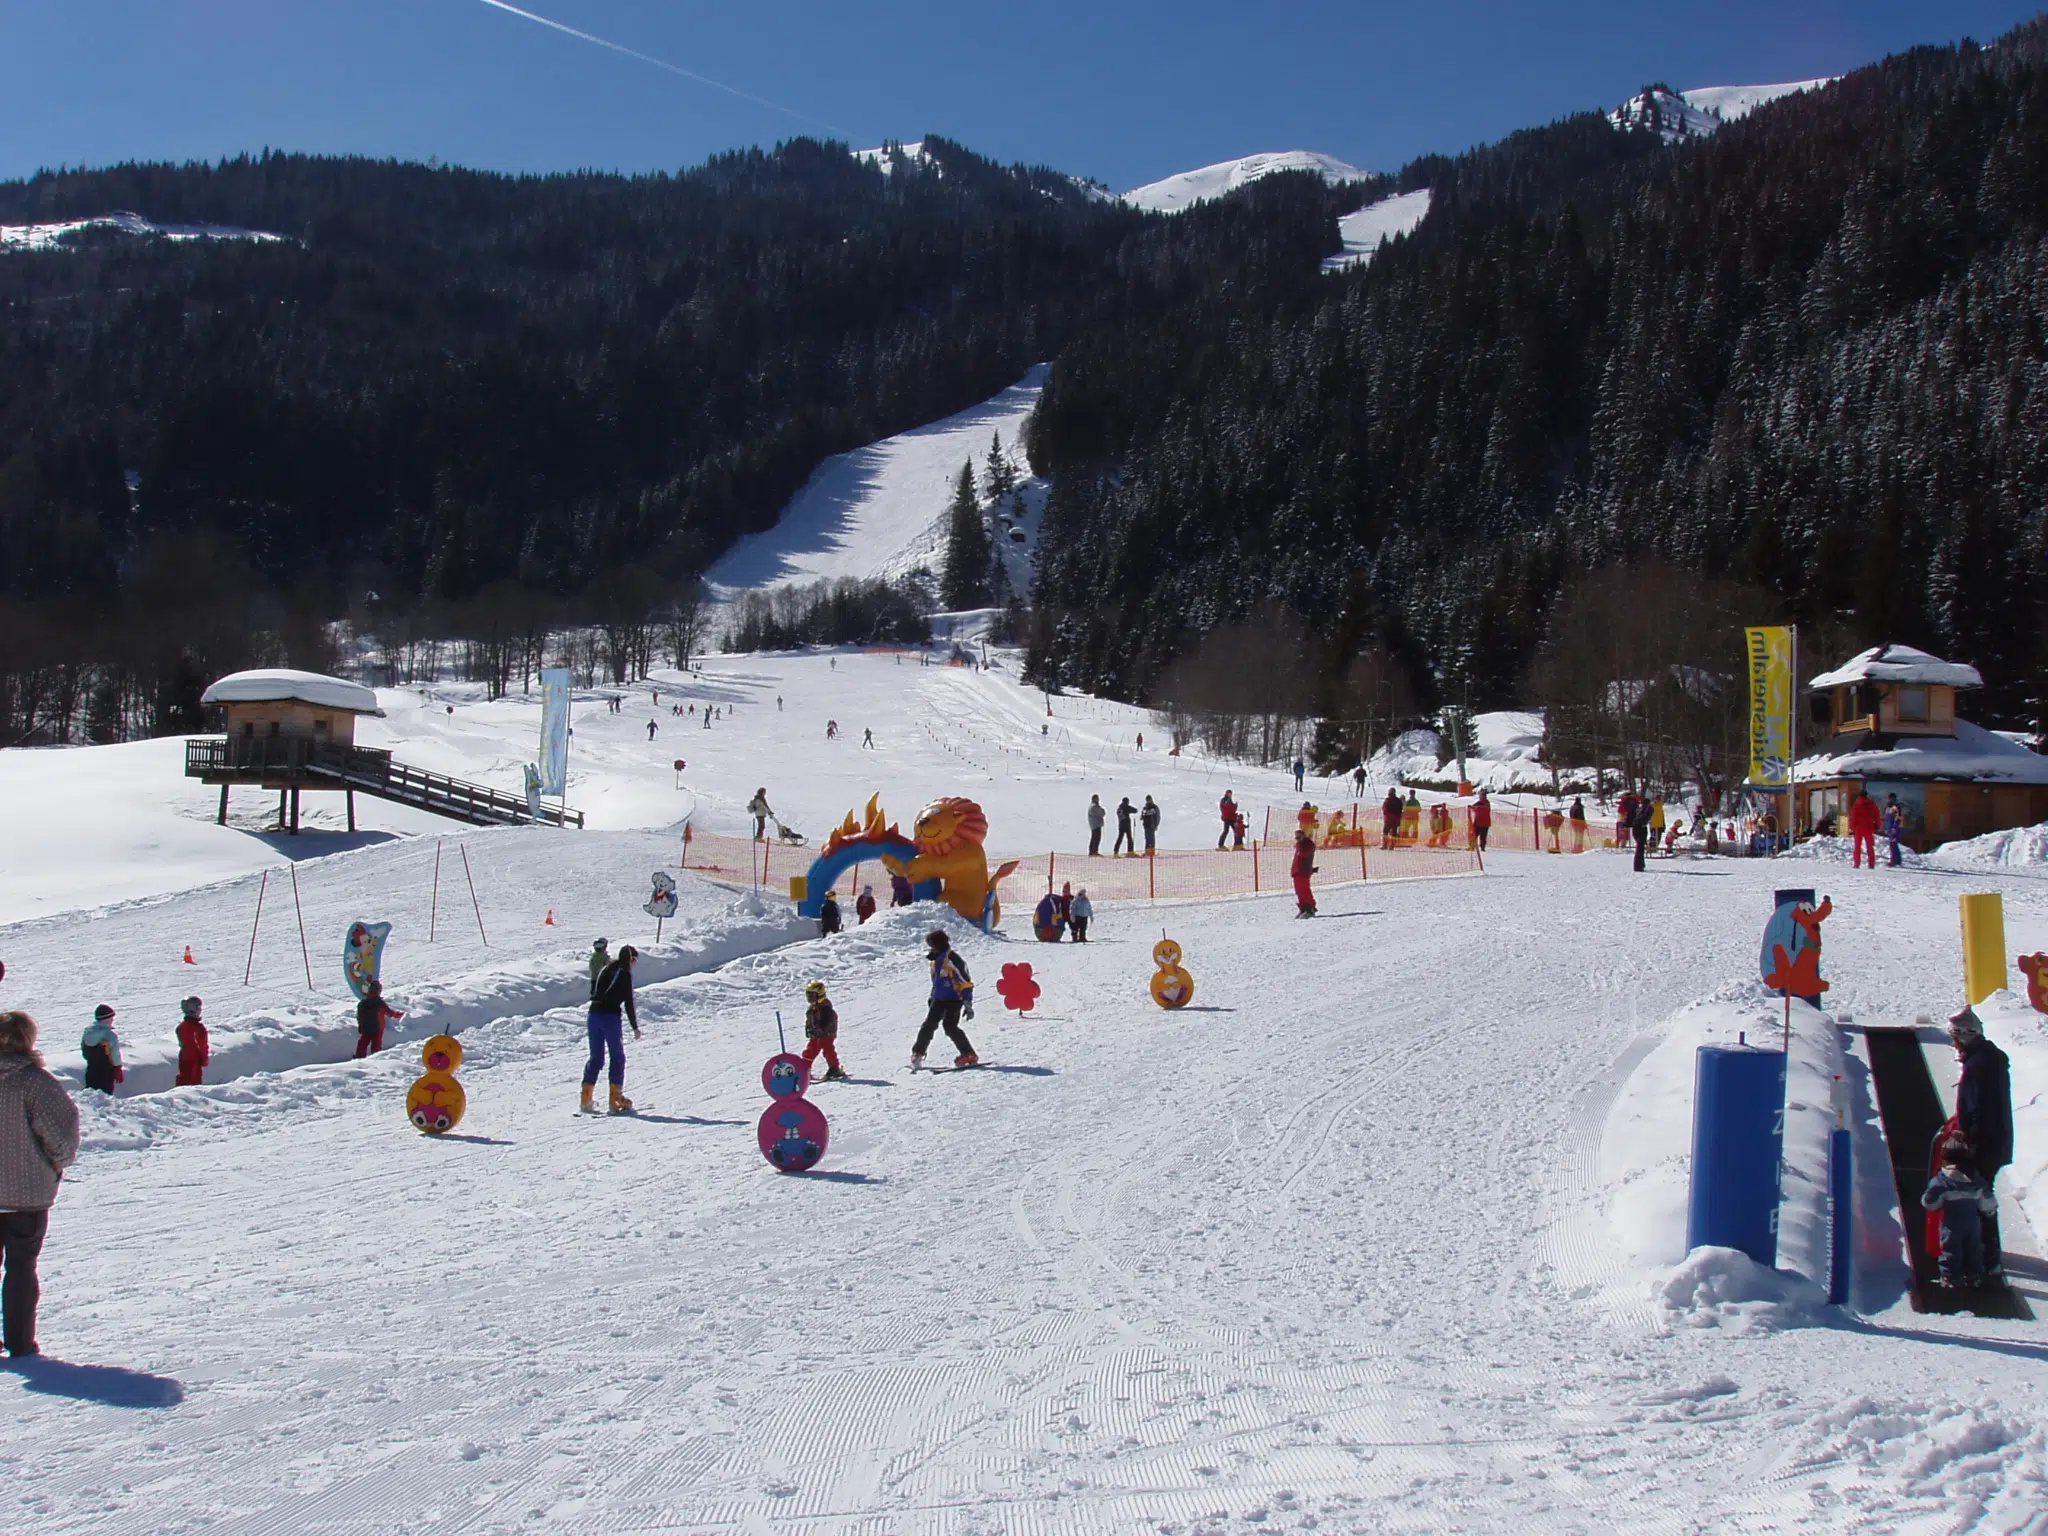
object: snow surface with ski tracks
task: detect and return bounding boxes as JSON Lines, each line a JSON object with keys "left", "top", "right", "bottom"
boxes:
{"left": 3, "top": 649, "right": 2048, "bottom": 1533}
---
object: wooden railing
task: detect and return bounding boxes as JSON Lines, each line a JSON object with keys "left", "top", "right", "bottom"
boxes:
{"left": 184, "top": 737, "right": 582, "bottom": 829}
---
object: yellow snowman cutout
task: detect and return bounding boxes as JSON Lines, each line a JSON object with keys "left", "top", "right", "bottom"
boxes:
{"left": 406, "top": 1034, "right": 467, "bottom": 1135}
{"left": 1150, "top": 935, "right": 1195, "bottom": 1009}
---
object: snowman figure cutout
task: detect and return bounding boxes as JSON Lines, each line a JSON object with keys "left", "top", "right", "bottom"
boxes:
{"left": 1150, "top": 936, "right": 1194, "bottom": 1009}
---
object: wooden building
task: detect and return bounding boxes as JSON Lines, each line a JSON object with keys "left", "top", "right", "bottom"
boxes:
{"left": 194, "top": 669, "right": 386, "bottom": 832}
{"left": 1795, "top": 644, "right": 2048, "bottom": 849}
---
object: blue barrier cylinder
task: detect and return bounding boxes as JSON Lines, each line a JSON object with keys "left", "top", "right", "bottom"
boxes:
{"left": 1686, "top": 1045, "right": 1788, "bottom": 1265}
{"left": 1827, "top": 1126, "right": 1853, "bottom": 1305}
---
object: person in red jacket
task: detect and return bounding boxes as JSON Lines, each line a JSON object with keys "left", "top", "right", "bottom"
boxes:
{"left": 1470, "top": 790, "right": 1493, "bottom": 852}
{"left": 1217, "top": 791, "right": 1238, "bottom": 850}
{"left": 1291, "top": 829, "right": 1318, "bottom": 918}
{"left": 1847, "top": 790, "right": 1882, "bottom": 869}
{"left": 174, "top": 996, "right": 208, "bottom": 1086}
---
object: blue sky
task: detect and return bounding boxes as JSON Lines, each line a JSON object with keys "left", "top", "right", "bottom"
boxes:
{"left": 4, "top": 2, "right": 2040, "bottom": 192}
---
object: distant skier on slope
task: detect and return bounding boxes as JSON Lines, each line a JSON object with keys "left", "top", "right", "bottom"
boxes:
{"left": 175, "top": 997, "right": 208, "bottom": 1087}
{"left": 647, "top": 720, "right": 658, "bottom": 741}
{"left": 582, "top": 945, "right": 641, "bottom": 1114}
{"left": 80, "top": 1005, "right": 122, "bottom": 1095}
{"left": 912, "top": 929, "right": 977, "bottom": 1069}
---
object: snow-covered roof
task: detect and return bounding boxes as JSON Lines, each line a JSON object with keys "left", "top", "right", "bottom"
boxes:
{"left": 1795, "top": 718, "right": 2048, "bottom": 785}
{"left": 1806, "top": 644, "right": 1981, "bottom": 691}
{"left": 200, "top": 669, "right": 384, "bottom": 715}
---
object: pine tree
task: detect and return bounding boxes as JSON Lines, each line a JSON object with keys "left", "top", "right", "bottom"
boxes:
{"left": 940, "top": 462, "right": 991, "bottom": 610}
{"left": 983, "top": 430, "right": 1016, "bottom": 507}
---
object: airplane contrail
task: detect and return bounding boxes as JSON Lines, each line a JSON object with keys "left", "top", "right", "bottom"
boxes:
{"left": 474, "top": 0, "right": 854, "bottom": 139}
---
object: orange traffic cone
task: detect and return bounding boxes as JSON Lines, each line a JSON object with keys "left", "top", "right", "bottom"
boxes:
{"left": 182, "top": 946, "right": 196, "bottom": 965}
{"left": 544, "top": 910, "right": 555, "bottom": 926}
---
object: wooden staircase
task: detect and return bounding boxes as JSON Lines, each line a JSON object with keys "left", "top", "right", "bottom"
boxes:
{"left": 186, "top": 738, "right": 583, "bottom": 829}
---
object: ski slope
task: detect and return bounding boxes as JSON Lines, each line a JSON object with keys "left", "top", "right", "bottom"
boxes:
{"left": 1612, "top": 79, "right": 1833, "bottom": 141}
{"left": 1321, "top": 188, "right": 1432, "bottom": 273}
{"left": 4, "top": 649, "right": 2048, "bottom": 1532}
{"left": 706, "top": 367, "right": 1048, "bottom": 599}
{"left": 1122, "top": 151, "right": 1374, "bottom": 214}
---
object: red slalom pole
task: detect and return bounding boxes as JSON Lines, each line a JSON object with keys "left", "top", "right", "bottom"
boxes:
{"left": 244, "top": 869, "right": 269, "bottom": 985}
{"left": 289, "top": 864, "right": 314, "bottom": 990}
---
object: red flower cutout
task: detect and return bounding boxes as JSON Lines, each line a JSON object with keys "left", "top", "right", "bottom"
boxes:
{"left": 996, "top": 962, "right": 1041, "bottom": 1014}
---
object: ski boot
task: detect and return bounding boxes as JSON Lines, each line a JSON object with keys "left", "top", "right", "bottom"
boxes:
{"left": 579, "top": 1083, "right": 596, "bottom": 1113}
{"left": 909, "top": 1053, "right": 926, "bottom": 1070}
{"left": 823, "top": 1066, "right": 848, "bottom": 1081}
{"left": 954, "top": 1052, "right": 979, "bottom": 1068}
{"left": 608, "top": 1085, "right": 635, "bottom": 1114}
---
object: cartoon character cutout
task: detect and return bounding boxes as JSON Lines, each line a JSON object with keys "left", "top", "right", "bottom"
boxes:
{"left": 1151, "top": 936, "right": 1195, "bottom": 1010}
{"left": 2019, "top": 953, "right": 2048, "bottom": 1014}
{"left": 344, "top": 920, "right": 392, "bottom": 1001}
{"left": 405, "top": 1034, "right": 466, "bottom": 1135}
{"left": 644, "top": 871, "right": 679, "bottom": 920}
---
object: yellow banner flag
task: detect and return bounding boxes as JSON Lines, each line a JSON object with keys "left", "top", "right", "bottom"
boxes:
{"left": 1745, "top": 626, "right": 1793, "bottom": 787}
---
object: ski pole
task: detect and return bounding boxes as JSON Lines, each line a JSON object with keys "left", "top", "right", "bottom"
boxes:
{"left": 776, "top": 1009, "right": 788, "bottom": 1055}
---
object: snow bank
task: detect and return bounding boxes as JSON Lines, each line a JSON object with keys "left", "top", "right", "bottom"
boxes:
{"left": 1927, "top": 821, "right": 2048, "bottom": 870}
{"left": 1602, "top": 988, "right": 1850, "bottom": 1322}
{"left": 1781, "top": 834, "right": 1929, "bottom": 870}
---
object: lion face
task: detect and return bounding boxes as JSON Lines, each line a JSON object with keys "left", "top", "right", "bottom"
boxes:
{"left": 913, "top": 798, "right": 989, "bottom": 858}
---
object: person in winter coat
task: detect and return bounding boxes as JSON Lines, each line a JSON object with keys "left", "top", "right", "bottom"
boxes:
{"left": 855, "top": 885, "right": 878, "bottom": 924}
{"left": 355, "top": 979, "right": 403, "bottom": 1058}
{"left": 0, "top": 1010, "right": 80, "bottom": 1357}
{"left": 1950, "top": 1006, "right": 2014, "bottom": 1277}
{"left": 1069, "top": 889, "right": 1093, "bottom": 942}
{"left": 890, "top": 872, "right": 914, "bottom": 907}
{"left": 748, "top": 788, "right": 773, "bottom": 841}
{"left": 913, "top": 930, "right": 978, "bottom": 1069}
{"left": 1381, "top": 787, "right": 1402, "bottom": 849}
{"left": 1113, "top": 797, "right": 1137, "bottom": 856}
{"left": 1848, "top": 790, "right": 1882, "bottom": 869}
{"left": 1140, "top": 796, "right": 1161, "bottom": 853}
{"left": 647, "top": 720, "right": 658, "bottom": 741}
{"left": 1217, "top": 791, "right": 1237, "bottom": 850}
{"left": 1291, "top": 829, "right": 1319, "bottom": 917}
{"left": 1032, "top": 892, "right": 1065, "bottom": 942}
{"left": 587, "top": 939, "right": 610, "bottom": 1000}
{"left": 1631, "top": 796, "right": 1652, "bottom": 873}
{"left": 80, "top": 1005, "right": 122, "bottom": 1095}
{"left": 1882, "top": 794, "right": 1906, "bottom": 866}
{"left": 1569, "top": 796, "right": 1588, "bottom": 853}
{"left": 1351, "top": 764, "right": 1367, "bottom": 798}
{"left": 1232, "top": 811, "right": 1248, "bottom": 849}
{"left": 801, "top": 981, "right": 847, "bottom": 1081}
{"left": 819, "top": 891, "right": 843, "bottom": 936}
{"left": 582, "top": 946, "right": 642, "bottom": 1114}
{"left": 1470, "top": 791, "right": 1493, "bottom": 852}
{"left": 1292, "top": 756, "right": 1306, "bottom": 792}
{"left": 1616, "top": 791, "right": 1637, "bottom": 849}
{"left": 1086, "top": 794, "right": 1106, "bottom": 856}
{"left": 175, "top": 997, "right": 208, "bottom": 1087}
{"left": 1401, "top": 791, "right": 1422, "bottom": 843}
{"left": 1922, "top": 1142, "right": 1998, "bottom": 1288}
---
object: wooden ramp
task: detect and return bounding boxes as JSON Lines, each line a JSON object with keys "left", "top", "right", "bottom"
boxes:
{"left": 186, "top": 739, "right": 583, "bottom": 830}
{"left": 1863, "top": 1026, "right": 2028, "bottom": 1320}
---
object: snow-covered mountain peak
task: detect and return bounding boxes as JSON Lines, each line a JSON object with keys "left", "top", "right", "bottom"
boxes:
{"left": 1122, "top": 150, "right": 1374, "bottom": 214}
{"left": 1610, "top": 79, "right": 1833, "bottom": 142}
{"left": 0, "top": 209, "right": 290, "bottom": 253}
{"left": 852, "top": 141, "right": 935, "bottom": 177}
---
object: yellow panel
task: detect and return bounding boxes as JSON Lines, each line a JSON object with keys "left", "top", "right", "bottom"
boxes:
{"left": 1960, "top": 893, "right": 2007, "bottom": 1006}
{"left": 789, "top": 875, "right": 807, "bottom": 902}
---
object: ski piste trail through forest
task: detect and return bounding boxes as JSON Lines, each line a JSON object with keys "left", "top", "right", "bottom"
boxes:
{"left": 2, "top": 648, "right": 2047, "bottom": 1532}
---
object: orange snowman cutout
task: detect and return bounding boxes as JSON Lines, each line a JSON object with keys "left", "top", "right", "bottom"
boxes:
{"left": 2019, "top": 953, "right": 2048, "bottom": 1014}
{"left": 406, "top": 1034, "right": 467, "bottom": 1134}
{"left": 1150, "top": 935, "right": 1195, "bottom": 1010}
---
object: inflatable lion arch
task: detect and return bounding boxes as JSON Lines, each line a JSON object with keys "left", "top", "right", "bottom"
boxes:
{"left": 883, "top": 798, "right": 1019, "bottom": 929}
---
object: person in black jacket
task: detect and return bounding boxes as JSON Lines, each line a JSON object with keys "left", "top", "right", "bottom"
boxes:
{"left": 354, "top": 979, "right": 403, "bottom": 1058}
{"left": 582, "top": 946, "right": 642, "bottom": 1113}
{"left": 1950, "top": 1006, "right": 2014, "bottom": 1278}
{"left": 1631, "top": 793, "right": 1652, "bottom": 872}
{"left": 819, "top": 891, "right": 842, "bottom": 936}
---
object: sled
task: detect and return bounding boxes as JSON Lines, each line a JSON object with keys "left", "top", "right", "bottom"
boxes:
{"left": 774, "top": 819, "right": 808, "bottom": 847}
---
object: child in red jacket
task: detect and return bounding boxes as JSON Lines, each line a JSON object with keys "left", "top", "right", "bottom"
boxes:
{"left": 802, "top": 981, "right": 847, "bottom": 1081}
{"left": 175, "top": 996, "right": 209, "bottom": 1086}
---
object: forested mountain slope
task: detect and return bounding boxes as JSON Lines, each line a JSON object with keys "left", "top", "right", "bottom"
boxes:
{"left": 1024, "top": 25, "right": 2048, "bottom": 730}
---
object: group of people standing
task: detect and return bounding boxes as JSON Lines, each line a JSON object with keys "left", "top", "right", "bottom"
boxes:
{"left": 64, "top": 996, "right": 211, "bottom": 1097}
{"left": 1085, "top": 794, "right": 1161, "bottom": 856}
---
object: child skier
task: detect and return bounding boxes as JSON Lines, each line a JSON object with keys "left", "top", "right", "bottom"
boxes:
{"left": 1922, "top": 1141, "right": 1998, "bottom": 1287}
{"left": 1069, "top": 889, "right": 1093, "bottom": 942}
{"left": 175, "top": 997, "right": 208, "bottom": 1087}
{"left": 913, "top": 929, "right": 978, "bottom": 1069}
{"left": 355, "top": 978, "right": 403, "bottom": 1058}
{"left": 855, "top": 885, "right": 878, "bottom": 924}
{"left": 819, "top": 891, "right": 843, "bottom": 936}
{"left": 587, "top": 938, "right": 610, "bottom": 1000}
{"left": 802, "top": 981, "right": 847, "bottom": 1081}
{"left": 582, "top": 944, "right": 641, "bottom": 1113}
{"left": 80, "top": 1004, "right": 123, "bottom": 1095}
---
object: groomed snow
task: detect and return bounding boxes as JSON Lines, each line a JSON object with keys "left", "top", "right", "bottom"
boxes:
{"left": 1122, "top": 151, "right": 1374, "bottom": 214}
{"left": 1320, "top": 188, "right": 1431, "bottom": 273}
{"left": 0, "top": 210, "right": 289, "bottom": 252}
{"left": 199, "top": 668, "right": 384, "bottom": 715}
{"left": 1680, "top": 79, "right": 1834, "bottom": 122}
{"left": 6, "top": 649, "right": 2048, "bottom": 1530}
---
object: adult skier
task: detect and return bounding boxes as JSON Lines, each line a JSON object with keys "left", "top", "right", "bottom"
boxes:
{"left": 1949, "top": 1006, "right": 2013, "bottom": 1280}
{"left": 1470, "top": 790, "right": 1493, "bottom": 853}
{"left": 0, "top": 1008, "right": 80, "bottom": 1358}
{"left": 1140, "top": 795, "right": 1161, "bottom": 854}
{"left": 748, "top": 787, "right": 773, "bottom": 840}
{"left": 912, "top": 929, "right": 978, "bottom": 1069}
{"left": 1113, "top": 796, "right": 1137, "bottom": 856}
{"left": 1291, "top": 828, "right": 1319, "bottom": 917}
{"left": 1848, "top": 790, "right": 1881, "bottom": 869}
{"left": 582, "top": 945, "right": 642, "bottom": 1114}
{"left": 1351, "top": 763, "right": 1367, "bottom": 798}
{"left": 1292, "top": 756, "right": 1306, "bottom": 792}
{"left": 175, "top": 997, "right": 208, "bottom": 1087}
{"left": 1086, "top": 794, "right": 1106, "bottom": 856}
{"left": 79, "top": 1005, "right": 122, "bottom": 1095}
{"left": 647, "top": 720, "right": 658, "bottom": 741}
{"left": 1217, "top": 791, "right": 1237, "bottom": 850}
{"left": 587, "top": 938, "right": 610, "bottom": 999}
{"left": 355, "top": 978, "right": 402, "bottom": 1058}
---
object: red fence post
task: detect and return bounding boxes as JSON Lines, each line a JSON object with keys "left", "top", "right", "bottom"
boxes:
{"left": 1148, "top": 852, "right": 1156, "bottom": 900}
{"left": 1047, "top": 850, "right": 1055, "bottom": 894}
{"left": 1360, "top": 839, "right": 1368, "bottom": 881}
{"left": 1253, "top": 843, "right": 1260, "bottom": 892}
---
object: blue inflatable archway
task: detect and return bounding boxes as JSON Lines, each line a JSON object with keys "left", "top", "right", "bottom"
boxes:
{"left": 797, "top": 834, "right": 939, "bottom": 918}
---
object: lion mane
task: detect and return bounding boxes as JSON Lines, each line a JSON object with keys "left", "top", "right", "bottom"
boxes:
{"left": 913, "top": 799, "right": 989, "bottom": 857}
